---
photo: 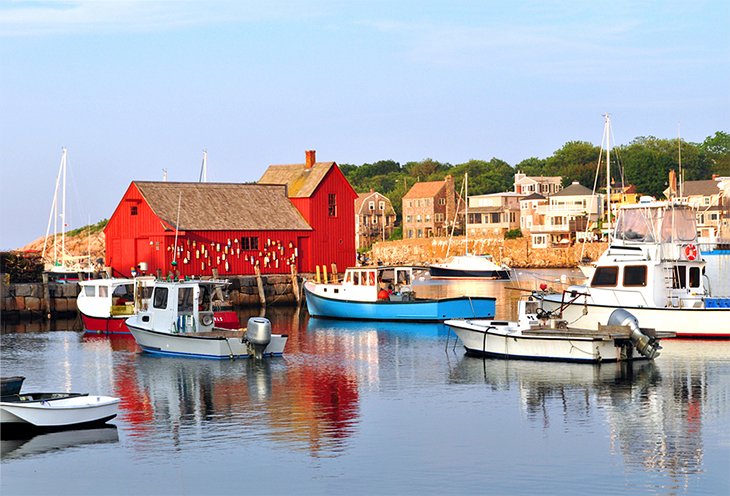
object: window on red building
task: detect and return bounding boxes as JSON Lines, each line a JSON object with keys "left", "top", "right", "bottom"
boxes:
{"left": 130, "top": 206, "right": 138, "bottom": 216}
{"left": 328, "top": 194, "right": 337, "bottom": 217}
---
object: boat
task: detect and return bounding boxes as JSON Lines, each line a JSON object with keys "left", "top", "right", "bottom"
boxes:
{"left": 304, "top": 265, "right": 496, "bottom": 321}
{"left": 1, "top": 376, "right": 25, "bottom": 396}
{"left": 1, "top": 392, "right": 120, "bottom": 429}
{"left": 429, "top": 172, "right": 511, "bottom": 279}
{"left": 125, "top": 279, "right": 287, "bottom": 359}
{"left": 540, "top": 199, "right": 730, "bottom": 338}
{"left": 77, "top": 276, "right": 239, "bottom": 334}
{"left": 41, "top": 148, "right": 95, "bottom": 279}
{"left": 1, "top": 426, "right": 119, "bottom": 459}
{"left": 445, "top": 291, "right": 672, "bottom": 362}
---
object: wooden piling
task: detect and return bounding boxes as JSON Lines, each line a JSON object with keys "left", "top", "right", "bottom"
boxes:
{"left": 42, "top": 272, "right": 52, "bottom": 319}
{"left": 323, "top": 264, "right": 328, "bottom": 284}
{"left": 315, "top": 265, "right": 321, "bottom": 283}
{"left": 254, "top": 265, "right": 266, "bottom": 307}
{"left": 290, "top": 264, "right": 300, "bottom": 305}
{"left": 330, "top": 263, "right": 338, "bottom": 283}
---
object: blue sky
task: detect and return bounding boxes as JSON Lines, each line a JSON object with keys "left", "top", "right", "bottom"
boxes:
{"left": 1, "top": 0, "right": 728, "bottom": 249}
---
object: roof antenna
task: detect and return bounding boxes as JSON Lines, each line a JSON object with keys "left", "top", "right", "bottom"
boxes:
{"left": 162, "top": 168, "right": 168, "bottom": 182}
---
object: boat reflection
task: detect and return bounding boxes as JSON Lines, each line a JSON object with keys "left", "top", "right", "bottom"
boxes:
{"left": 307, "top": 316, "right": 450, "bottom": 340}
{"left": 449, "top": 353, "right": 715, "bottom": 486}
{"left": 1, "top": 425, "right": 119, "bottom": 460}
{"left": 116, "top": 349, "right": 360, "bottom": 458}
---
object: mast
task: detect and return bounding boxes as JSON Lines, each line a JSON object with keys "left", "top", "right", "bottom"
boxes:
{"left": 604, "top": 114, "right": 611, "bottom": 240}
{"left": 42, "top": 148, "right": 65, "bottom": 264}
{"left": 465, "top": 172, "right": 469, "bottom": 256}
{"left": 678, "top": 124, "right": 683, "bottom": 199}
{"left": 199, "top": 149, "right": 208, "bottom": 182}
{"left": 61, "top": 147, "right": 67, "bottom": 264}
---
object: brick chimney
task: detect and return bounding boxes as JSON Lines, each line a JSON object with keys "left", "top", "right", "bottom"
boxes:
{"left": 669, "top": 169, "right": 677, "bottom": 197}
{"left": 305, "top": 150, "right": 316, "bottom": 169}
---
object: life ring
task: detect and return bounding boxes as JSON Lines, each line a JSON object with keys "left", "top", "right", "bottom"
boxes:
{"left": 684, "top": 244, "right": 698, "bottom": 261}
{"left": 201, "top": 314, "right": 214, "bottom": 326}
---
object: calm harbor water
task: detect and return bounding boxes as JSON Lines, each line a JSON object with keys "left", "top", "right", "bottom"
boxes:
{"left": 1, "top": 269, "right": 729, "bottom": 495}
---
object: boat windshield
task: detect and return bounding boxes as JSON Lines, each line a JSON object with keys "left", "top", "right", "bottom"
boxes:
{"left": 660, "top": 207, "right": 697, "bottom": 243}
{"left": 614, "top": 208, "right": 658, "bottom": 242}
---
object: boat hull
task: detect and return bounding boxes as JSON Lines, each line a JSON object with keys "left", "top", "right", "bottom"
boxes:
{"left": 445, "top": 320, "right": 647, "bottom": 363}
{"left": 127, "top": 324, "right": 287, "bottom": 359}
{"left": 429, "top": 267, "right": 511, "bottom": 279}
{"left": 540, "top": 294, "right": 730, "bottom": 338}
{"left": 82, "top": 310, "right": 240, "bottom": 334}
{"left": 0, "top": 395, "right": 120, "bottom": 428}
{"left": 304, "top": 285, "right": 495, "bottom": 321}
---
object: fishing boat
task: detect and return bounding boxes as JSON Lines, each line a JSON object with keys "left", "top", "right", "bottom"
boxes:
{"left": 1, "top": 392, "right": 120, "bottom": 429}
{"left": 540, "top": 199, "right": 730, "bottom": 338}
{"left": 125, "top": 279, "right": 287, "bottom": 359}
{"left": 429, "top": 173, "right": 511, "bottom": 279}
{"left": 77, "top": 276, "right": 239, "bottom": 334}
{"left": 304, "top": 265, "right": 496, "bottom": 321}
{"left": 445, "top": 291, "right": 671, "bottom": 362}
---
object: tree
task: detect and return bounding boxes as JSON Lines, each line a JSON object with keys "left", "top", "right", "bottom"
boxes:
{"left": 700, "top": 131, "right": 730, "bottom": 176}
{"left": 545, "top": 141, "right": 601, "bottom": 187}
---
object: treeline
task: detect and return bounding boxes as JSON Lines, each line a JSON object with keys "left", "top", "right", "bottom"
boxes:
{"left": 341, "top": 131, "right": 730, "bottom": 218}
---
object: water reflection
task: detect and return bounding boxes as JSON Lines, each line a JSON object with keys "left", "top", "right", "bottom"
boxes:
{"left": 1, "top": 426, "right": 119, "bottom": 460}
{"left": 448, "top": 351, "right": 719, "bottom": 488}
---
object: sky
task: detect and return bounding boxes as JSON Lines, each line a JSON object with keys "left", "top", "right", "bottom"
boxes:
{"left": 1, "top": 0, "right": 728, "bottom": 250}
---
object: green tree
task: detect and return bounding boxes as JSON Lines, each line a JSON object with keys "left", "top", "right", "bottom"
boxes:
{"left": 700, "top": 131, "right": 730, "bottom": 176}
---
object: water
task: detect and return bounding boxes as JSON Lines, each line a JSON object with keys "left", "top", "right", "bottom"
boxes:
{"left": 2, "top": 270, "right": 729, "bottom": 495}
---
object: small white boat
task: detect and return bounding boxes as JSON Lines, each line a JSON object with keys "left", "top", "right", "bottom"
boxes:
{"left": 429, "top": 254, "right": 511, "bottom": 279}
{"left": 1, "top": 393, "right": 120, "bottom": 429}
{"left": 445, "top": 292, "right": 672, "bottom": 362}
{"left": 126, "top": 279, "right": 287, "bottom": 359}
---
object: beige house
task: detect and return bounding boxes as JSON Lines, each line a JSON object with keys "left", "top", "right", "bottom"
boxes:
{"left": 519, "top": 192, "right": 548, "bottom": 233}
{"left": 514, "top": 172, "right": 563, "bottom": 196}
{"left": 402, "top": 176, "right": 457, "bottom": 239}
{"left": 466, "top": 192, "right": 524, "bottom": 237}
{"left": 354, "top": 190, "right": 397, "bottom": 249}
{"left": 664, "top": 175, "right": 730, "bottom": 244}
{"left": 528, "top": 182, "right": 603, "bottom": 248}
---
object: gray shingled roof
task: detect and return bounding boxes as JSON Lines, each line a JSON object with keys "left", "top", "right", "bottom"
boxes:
{"left": 551, "top": 182, "right": 594, "bottom": 197}
{"left": 258, "top": 162, "right": 335, "bottom": 198}
{"left": 134, "top": 181, "right": 312, "bottom": 231}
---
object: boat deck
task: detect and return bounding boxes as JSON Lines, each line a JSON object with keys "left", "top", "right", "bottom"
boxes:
{"left": 178, "top": 328, "right": 247, "bottom": 339}
{"left": 520, "top": 324, "right": 655, "bottom": 340}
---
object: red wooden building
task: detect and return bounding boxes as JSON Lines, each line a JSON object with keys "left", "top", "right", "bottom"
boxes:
{"left": 104, "top": 182, "right": 313, "bottom": 277}
{"left": 259, "top": 150, "right": 357, "bottom": 273}
{"left": 104, "top": 151, "right": 356, "bottom": 277}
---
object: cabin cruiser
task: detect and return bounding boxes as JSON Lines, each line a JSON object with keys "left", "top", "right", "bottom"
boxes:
{"left": 540, "top": 200, "right": 730, "bottom": 338}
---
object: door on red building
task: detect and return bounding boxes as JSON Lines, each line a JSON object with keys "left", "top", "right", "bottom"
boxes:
{"left": 136, "top": 238, "right": 151, "bottom": 274}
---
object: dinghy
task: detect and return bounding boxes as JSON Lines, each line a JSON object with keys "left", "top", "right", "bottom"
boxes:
{"left": 1, "top": 392, "right": 120, "bottom": 429}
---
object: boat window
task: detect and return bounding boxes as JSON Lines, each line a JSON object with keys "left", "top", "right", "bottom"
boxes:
{"left": 591, "top": 266, "right": 618, "bottom": 287}
{"left": 178, "top": 287, "right": 194, "bottom": 312}
{"left": 661, "top": 207, "right": 697, "bottom": 243}
{"left": 153, "top": 287, "right": 168, "bottom": 309}
{"left": 396, "top": 270, "right": 411, "bottom": 285}
{"left": 614, "top": 209, "right": 655, "bottom": 242}
{"left": 98, "top": 285, "right": 108, "bottom": 298}
{"left": 689, "top": 267, "right": 700, "bottom": 288}
{"left": 623, "top": 266, "right": 647, "bottom": 287}
{"left": 344, "top": 272, "right": 352, "bottom": 284}
{"left": 84, "top": 286, "right": 96, "bottom": 297}
{"left": 670, "top": 266, "right": 687, "bottom": 289}
{"left": 200, "top": 285, "right": 212, "bottom": 310}
{"left": 367, "top": 271, "right": 375, "bottom": 286}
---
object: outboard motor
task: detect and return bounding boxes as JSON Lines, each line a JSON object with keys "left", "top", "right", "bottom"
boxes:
{"left": 246, "top": 317, "right": 272, "bottom": 360}
{"left": 608, "top": 308, "right": 661, "bottom": 359}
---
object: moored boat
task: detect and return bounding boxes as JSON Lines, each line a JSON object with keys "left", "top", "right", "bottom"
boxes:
{"left": 1, "top": 392, "right": 120, "bottom": 429}
{"left": 125, "top": 279, "right": 287, "bottom": 359}
{"left": 78, "top": 276, "right": 240, "bottom": 334}
{"left": 445, "top": 292, "right": 671, "bottom": 362}
{"left": 304, "top": 266, "right": 496, "bottom": 321}
{"left": 429, "top": 254, "right": 511, "bottom": 279}
{"left": 1, "top": 376, "right": 25, "bottom": 397}
{"left": 540, "top": 200, "right": 730, "bottom": 338}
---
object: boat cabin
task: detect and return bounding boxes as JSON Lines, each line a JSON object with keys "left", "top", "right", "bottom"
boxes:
{"left": 316, "top": 266, "right": 421, "bottom": 302}
{"left": 138, "top": 280, "right": 224, "bottom": 333}
{"left": 77, "top": 276, "right": 156, "bottom": 317}
{"left": 586, "top": 202, "right": 709, "bottom": 308}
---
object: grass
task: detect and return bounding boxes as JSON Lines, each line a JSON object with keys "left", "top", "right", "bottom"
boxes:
{"left": 65, "top": 218, "right": 108, "bottom": 237}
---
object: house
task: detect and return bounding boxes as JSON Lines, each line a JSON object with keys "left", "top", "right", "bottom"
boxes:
{"left": 514, "top": 172, "right": 563, "bottom": 196}
{"left": 354, "top": 190, "right": 397, "bottom": 249}
{"left": 466, "top": 192, "right": 524, "bottom": 237}
{"left": 104, "top": 182, "right": 312, "bottom": 278}
{"left": 528, "top": 182, "right": 603, "bottom": 248}
{"left": 519, "top": 192, "right": 548, "bottom": 233}
{"left": 402, "top": 176, "right": 457, "bottom": 239}
{"left": 259, "top": 150, "right": 358, "bottom": 272}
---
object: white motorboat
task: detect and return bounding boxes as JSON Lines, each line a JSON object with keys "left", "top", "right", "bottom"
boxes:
{"left": 0, "top": 392, "right": 120, "bottom": 429}
{"left": 445, "top": 292, "right": 671, "bottom": 362}
{"left": 77, "top": 276, "right": 156, "bottom": 333}
{"left": 541, "top": 200, "right": 730, "bottom": 338}
{"left": 125, "top": 279, "right": 287, "bottom": 359}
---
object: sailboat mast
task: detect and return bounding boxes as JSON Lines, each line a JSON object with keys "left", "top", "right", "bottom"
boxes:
{"left": 604, "top": 115, "right": 611, "bottom": 240}
{"left": 61, "top": 147, "right": 67, "bottom": 263}
{"left": 678, "top": 124, "right": 683, "bottom": 199}
{"left": 199, "top": 150, "right": 208, "bottom": 182}
{"left": 465, "top": 172, "right": 469, "bottom": 256}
